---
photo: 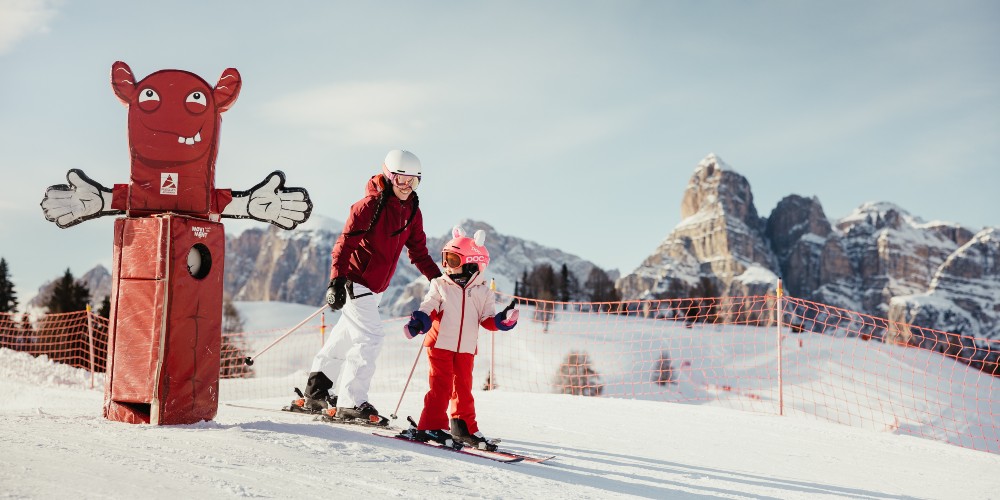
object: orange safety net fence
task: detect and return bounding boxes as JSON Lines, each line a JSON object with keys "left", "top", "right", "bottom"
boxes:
{"left": 2, "top": 293, "right": 997, "bottom": 454}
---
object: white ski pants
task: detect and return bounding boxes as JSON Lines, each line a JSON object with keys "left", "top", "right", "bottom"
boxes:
{"left": 309, "top": 283, "right": 384, "bottom": 408}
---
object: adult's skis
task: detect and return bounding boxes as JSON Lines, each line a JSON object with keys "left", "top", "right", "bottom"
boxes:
{"left": 223, "top": 402, "right": 398, "bottom": 430}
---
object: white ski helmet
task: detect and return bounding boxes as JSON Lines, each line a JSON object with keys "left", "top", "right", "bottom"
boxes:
{"left": 382, "top": 149, "right": 422, "bottom": 182}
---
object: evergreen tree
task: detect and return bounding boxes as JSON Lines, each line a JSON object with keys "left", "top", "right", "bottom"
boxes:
{"left": 519, "top": 269, "right": 531, "bottom": 298}
{"left": 97, "top": 294, "right": 111, "bottom": 319}
{"left": 653, "top": 351, "right": 676, "bottom": 386}
{"left": 558, "top": 264, "right": 580, "bottom": 305}
{"left": 18, "top": 312, "right": 34, "bottom": 354}
{"left": 220, "top": 296, "right": 254, "bottom": 378}
{"left": 584, "top": 267, "right": 620, "bottom": 305}
{"left": 687, "top": 276, "right": 719, "bottom": 324}
{"left": 525, "top": 264, "right": 558, "bottom": 330}
{"left": 37, "top": 270, "right": 90, "bottom": 366}
{"left": 222, "top": 296, "right": 245, "bottom": 333}
{"left": 44, "top": 269, "right": 91, "bottom": 314}
{"left": 0, "top": 258, "right": 18, "bottom": 314}
{"left": 527, "top": 264, "right": 557, "bottom": 300}
{"left": 554, "top": 351, "right": 603, "bottom": 396}
{"left": 559, "top": 264, "right": 572, "bottom": 302}
{"left": 0, "top": 312, "right": 14, "bottom": 349}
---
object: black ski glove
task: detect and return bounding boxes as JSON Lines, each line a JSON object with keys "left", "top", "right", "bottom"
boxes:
{"left": 325, "top": 277, "right": 348, "bottom": 311}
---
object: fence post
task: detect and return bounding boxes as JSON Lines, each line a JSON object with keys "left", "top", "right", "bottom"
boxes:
{"left": 86, "top": 305, "right": 96, "bottom": 390}
{"left": 776, "top": 278, "right": 784, "bottom": 416}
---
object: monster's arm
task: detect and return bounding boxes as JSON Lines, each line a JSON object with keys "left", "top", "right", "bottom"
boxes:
{"left": 222, "top": 171, "right": 312, "bottom": 230}
{"left": 40, "top": 169, "right": 123, "bottom": 228}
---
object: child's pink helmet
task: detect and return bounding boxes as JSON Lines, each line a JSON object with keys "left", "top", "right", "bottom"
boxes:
{"left": 442, "top": 226, "right": 489, "bottom": 274}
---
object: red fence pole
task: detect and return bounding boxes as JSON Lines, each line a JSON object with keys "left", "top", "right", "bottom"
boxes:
{"left": 776, "top": 278, "right": 784, "bottom": 416}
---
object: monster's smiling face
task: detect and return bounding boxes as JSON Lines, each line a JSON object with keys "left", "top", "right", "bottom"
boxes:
{"left": 111, "top": 61, "right": 240, "bottom": 165}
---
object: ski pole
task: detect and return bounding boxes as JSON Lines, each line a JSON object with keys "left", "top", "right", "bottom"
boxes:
{"left": 243, "top": 305, "right": 328, "bottom": 366}
{"left": 390, "top": 343, "right": 425, "bottom": 420}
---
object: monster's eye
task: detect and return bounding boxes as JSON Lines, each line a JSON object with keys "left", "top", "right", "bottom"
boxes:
{"left": 137, "top": 88, "right": 160, "bottom": 111}
{"left": 185, "top": 91, "right": 208, "bottom": 114}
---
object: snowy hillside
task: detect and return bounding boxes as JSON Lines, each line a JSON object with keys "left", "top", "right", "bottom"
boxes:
{"left": 3, "top": 301, "right": 999, "bottom": 498}
{"left": 2, "top": 348, "right": 998, "bottom": 499}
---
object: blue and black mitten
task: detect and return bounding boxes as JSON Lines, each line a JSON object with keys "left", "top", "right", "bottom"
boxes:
{"left": 494, "top": 299, "right": 519, "bottom": 331}
{"left": 404, "top": 310, "right": 432, "bottom": 339}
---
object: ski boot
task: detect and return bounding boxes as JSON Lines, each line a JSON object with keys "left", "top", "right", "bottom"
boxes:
{"left": 286, "top": 388, "right": 336, "bottom": 414}
{"left": 450, "top": 418, "right": 499, "bottom": 451}
{"left": 334, "top": 401, "right": 378, "bottom": 419}
{"left": 400, "top": 417, "right": 460, "bottom": 448}
{"left": 328, "top": 401, "right": 388, "bottom": 425}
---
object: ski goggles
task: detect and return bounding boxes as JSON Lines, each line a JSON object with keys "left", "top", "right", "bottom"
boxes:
{"left": 388, "top": 173, "right": 420, "bottom": 189}
{"left": 442, "top": 251, "right": 463, "bottom": 268}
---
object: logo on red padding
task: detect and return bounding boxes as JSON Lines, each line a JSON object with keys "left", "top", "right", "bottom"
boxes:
{"left": 160, "top": 173, "right": 178, "bottom": 195}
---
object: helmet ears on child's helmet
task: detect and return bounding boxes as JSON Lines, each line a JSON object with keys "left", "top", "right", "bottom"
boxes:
{"left": 442, "top": 225, "right": 490, "bottom": 274}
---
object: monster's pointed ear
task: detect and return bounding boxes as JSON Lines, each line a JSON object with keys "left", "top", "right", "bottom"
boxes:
{"left": 111, "top": 61, "right": 135, "bottom": 106}
{"left": 474, "top": 230, "right": 486, "bottom": 247}
{"left": 452, "top": 226, "right": 466, "bottom": 239}
{"left": 214, "top": 68, "right": 241, "bottom": 112}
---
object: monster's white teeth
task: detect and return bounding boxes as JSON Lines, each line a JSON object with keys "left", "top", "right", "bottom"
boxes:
{"left": 177, "top": 132, "right": 202, "bottom": 145}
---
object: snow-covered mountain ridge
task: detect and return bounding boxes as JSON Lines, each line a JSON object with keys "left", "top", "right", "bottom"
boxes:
{"left": 617, "top": 154, "right": 997, "bottom": 343}
{"left": 224, "top": 219, "right": 604, "bottom": 317}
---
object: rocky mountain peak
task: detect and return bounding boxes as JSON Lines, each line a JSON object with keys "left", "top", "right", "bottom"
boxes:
{"left": 619, "top": 155, "right": 996, "bottom": 344}
{"left": 619, "top": 154, "right": 778, "bottom": 302}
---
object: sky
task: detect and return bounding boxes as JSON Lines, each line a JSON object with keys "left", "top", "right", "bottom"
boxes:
{"left": 1, "top": 0, "right": 998, "bottom": 305}
{"left": 3, "top": 300, "right": 1000, "bottom": 498}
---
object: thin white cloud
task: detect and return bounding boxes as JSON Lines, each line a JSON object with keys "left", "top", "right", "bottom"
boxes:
{"left": 262, "top": 82, "right": 432, "bottom": 145}
{"left": 0, "top": 0, "right": 59, "bottom": 55}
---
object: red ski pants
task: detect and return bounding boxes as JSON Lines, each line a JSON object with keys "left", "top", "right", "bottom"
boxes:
{"left": 417, "top": 347, "right": 479, "bottom": 434}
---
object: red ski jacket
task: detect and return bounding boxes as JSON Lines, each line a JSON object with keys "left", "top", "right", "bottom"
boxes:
{"left": 330, "top": 175, "right": 441, "bottom": 293}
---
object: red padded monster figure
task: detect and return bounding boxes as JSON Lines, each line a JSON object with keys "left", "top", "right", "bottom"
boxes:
{"left": 41, "top": 61, "right": 311, "bottom": 228}
{"left": 38, "top": 62, "right": 313, "bottom": 425}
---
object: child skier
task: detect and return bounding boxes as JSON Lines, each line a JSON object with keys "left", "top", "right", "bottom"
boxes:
{"left": 401, "top": 226, "right": 519, "bottom": 450}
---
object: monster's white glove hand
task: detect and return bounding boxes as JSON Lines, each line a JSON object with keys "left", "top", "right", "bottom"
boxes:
{"left": 224, "top": 170, "right": 312, "bottom": 229}
{"left": 40, "top": 169, "right": 117, "bottom": 228}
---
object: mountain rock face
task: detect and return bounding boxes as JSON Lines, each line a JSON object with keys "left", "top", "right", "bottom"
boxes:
{"left": 224, "top": 218, "right": 603, "bottom": 318}
{"left": 225, "top": 221, "right": 338, "bottom": 307}
{"left": 887, "top": 228, "right": 999, "bottom": 346}
{"left": 618, "top": 155, "right": 779, "bottom": 303}
{"left": 617, "top": 154, "right": 996, "bottom": 341}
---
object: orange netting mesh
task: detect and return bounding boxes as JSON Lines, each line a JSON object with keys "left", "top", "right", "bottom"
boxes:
{"left": 3, "top": 292, "right": 997, "bottom": 454}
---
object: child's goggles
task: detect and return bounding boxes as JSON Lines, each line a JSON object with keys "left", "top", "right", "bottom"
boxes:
{"left": 442, "top": 251, "right": 463, "bottom": 268}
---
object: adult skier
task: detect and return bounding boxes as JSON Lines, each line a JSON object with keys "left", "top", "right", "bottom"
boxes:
{"left": 291, "top": 150, "right": 441, "bottom": 420}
